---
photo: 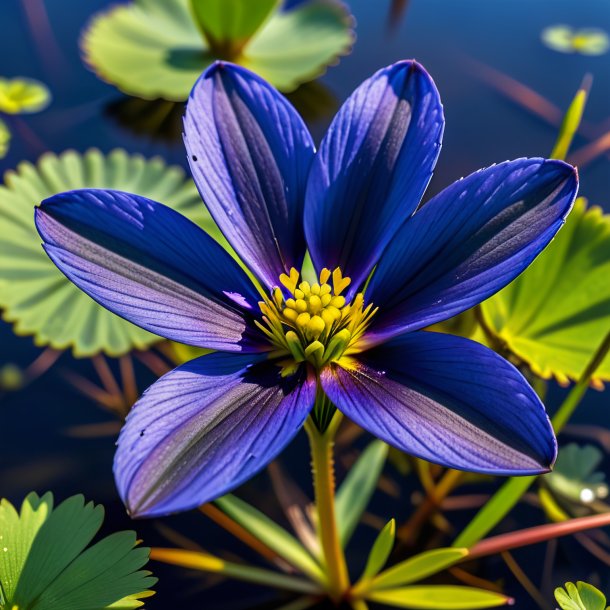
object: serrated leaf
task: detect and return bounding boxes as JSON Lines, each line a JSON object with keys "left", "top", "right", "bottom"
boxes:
{"left": 479, "top": 198, "right": 610, "bottom": 386}
{"left": 371, "top": 548, "right": 468, "bottom": 590}
{"left": 366, "top": 585, "right": 510, "bottom": 609}
{"left": 335, "top": 440, "right": 388, "bottom": 547}
{"left": 0, "top": 492, "right": 155, "bottom": 610}
{"left": 555, "top": 581, "right": 607, "bottom": 610}
{"left": 0, "top": 148, "right": 219, "bottom": 357}
{"left": 0, "top": 77, "right": 51, "bottom": 114}
{"left": 214, "top": 495, "right": 324, "bottom": 583}
{"left": 360, "top": 520, "right": 395, "bottom": 582}
{"left": 82, "top": 0, "right": 354, "bottom": 100}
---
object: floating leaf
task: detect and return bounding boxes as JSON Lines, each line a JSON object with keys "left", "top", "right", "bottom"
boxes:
{"left": 0, "top": 77, "right": 51, "bottom": 114}
{"left": 542, "top": 25, "right": 610, "bottom": 55}
{"left": 555, "top": 581, "right": 608, "bottom": 610}
{"left": 0, "top": 148, "right": 218, "bottom": 357}
{"left": 544, "top": 443, "right": 608, "bottom": 506}
{"left": 0, "top": 492, "right": 155, "bottom": 610}
{"left": 370, "top": 548, "right": 469, "bottom": 590}
{"left": 0, "top": 118, "right": 9, "bottom": 159}
{"left": 479, "top": 198, "right": 610, "bottom": 387}
{"left": 82, "top": 0, "right": 354, "bottom": 100}
{"left": 366, "top": 585, "right": 510, "bottom": 609}
{"left": 335, "top": 440, "right": 388, "bottom": 547}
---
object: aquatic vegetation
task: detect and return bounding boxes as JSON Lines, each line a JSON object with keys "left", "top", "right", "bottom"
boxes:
{"left": 0, "top": 492, "right": 156, "bottom": 609}
{"left": 555, "top": 581, "right": 609, "bottom": 610}
{"left": 0, "top": 148, "right": 223, "bottom": 357}
{"left": 36, "top": 60, "right": 577, "bottom": 521}
{"left": 82, "top": 0, "right": 354, "bottom": 100}
{"left": 542, "top": 25, "right": 610, "bottom": 56}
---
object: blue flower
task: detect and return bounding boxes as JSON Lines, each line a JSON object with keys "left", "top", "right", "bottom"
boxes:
{"left": 35, "top": 61, "right": 578, "bottom": 517}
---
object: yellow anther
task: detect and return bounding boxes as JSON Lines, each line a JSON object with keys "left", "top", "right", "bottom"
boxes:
{"left": 307, "top": 315, "right": 326, "bottom": 338}
{"left": 320, "top": 284, "right": 331, "bottom": 296}
{"left": 299, "top": 281, "right": 311, "bottom": 295}
{"left": 295, "top": 299, "right": 308, "bottom": 313}
{"left": 280, "top": 267, "right": 300, "bottom": 294}
{"left": 283, "top": 308, "right": 298, "bottom": 322}
{"left": 330, "top": 295, "right": 346, "bottom": 309}
{"left": 311, "top": 283, "right": 321, "bottom": 295}
{"left": 321, "top": 308, "right": 339, "bottom": 327}
{"left": 273, "top": 288, "right": 284, "bottom": 309}
{"left": 285, "top": 298, "right": 296, "bottom": 309}
{"left": 332, "top": 268, "right": 351, "bottom": 295}
{"left": 296, "top": 312, "right": 311, "bottom": 328}
{"left": 320, "top": 268, "right": 331, "bottom": 284}
{"left": 308, "top": 294, "right": 322, "bottom": 313}
{"left": 321, "top": 293, "right": 332, "bottom": 307}
{"left": 294, "top": 289, "right": 305, "bottom": 299}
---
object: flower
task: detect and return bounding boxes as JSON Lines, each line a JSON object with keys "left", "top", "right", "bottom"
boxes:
{"left": 35, "top": 60, "right": 578, "bottom": 518}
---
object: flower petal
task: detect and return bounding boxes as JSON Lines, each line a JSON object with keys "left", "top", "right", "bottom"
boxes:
{"left": 185, "top": 62, "right": 315, "bottom": 289}
{"left": 321, "top": 331, "right": 557, "bottom": 474}
{"left": 36, "top": 189, "right": 262, "bottom": 352}
{"left": 115, "top": 353, "right": 316, "bottom": 517}
{"left": 366, "top": 158, "right": 578, "bottom": 342}
{"left": 304, "top": 60, "right": 444, "bottom": 292}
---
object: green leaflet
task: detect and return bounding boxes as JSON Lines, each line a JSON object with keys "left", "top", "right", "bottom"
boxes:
{"left": 365, "top": 585, "right": 510, "bottom": 609}
{"left": 214, "top": 494, "right": 325, "bottom": 583}
{"left": 359, "top": 520, "right": 396, "bottom": 582}
{"left": 0, "top": 148, "right": 221, "bottom": 357}
{"left": 480, "top": 198, "right": 610, "bottom": 386}
{"left": 0, "top": 77, "right": 51, "bottom": 114}
{"left": 0, "top": 492, "right": 155, "bottom": 610}
{"left": 369, "top": 548, "right": 468, "bottom": 590}
{"left": 555, "top": 581, "right": 609, "bottom": 610}
{"left": 335, "top": 440, "right": 388, "bottom": 547}
{"left": 82, "top": 0, "right": 354, "bottom": 100}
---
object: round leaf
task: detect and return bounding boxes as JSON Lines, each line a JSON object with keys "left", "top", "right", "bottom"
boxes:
{"left": 81, "top": 0, "right": 354, "bottom": 100}
{"left": 0, "top": 77, "right": 51, "bottom": 114}
{"left": 479, "top": 198, "right": 610, "bottom": 387}
{"left": 0, "top": 148, "right": 215, "bottom": 357}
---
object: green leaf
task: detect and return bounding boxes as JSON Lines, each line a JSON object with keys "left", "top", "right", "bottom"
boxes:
{"left": 335, "top": 440, "right": 388, "bottom": 547}
{"left": 82, "top": 0, "right": 354, "bottom": 100}
{"left": 366, "top": 585, "right": 511, "bottom": 609}
{"left": 551, "top": 82, "right": 588, "bottom": 161}
{"left": 0, "top": 492, "right": 155, "bottom": 610}
{"left": 360, "top": 520, "right": 395, "bottom": 582}
{"left": 545, "top": 443, "right": 608, "bottom": 505}
{"left": 214, "top": 495, "right": 325, "bottom": 583}
{"left": 0, "top": 148, "right": 219, "bottom": 357}
{"left": 370, "top": 548, "right": 468, "bottom": 590}
{"left": 555, "top": 581, "right": 607, "bottom": 610}
{"left": 0, "top": 77, "right": 51, "bottom": 114}
{"left": 0, "top": 118, "right": 10, "bottom": 159}
{"left": 190, "top": 0, "right": 279, "bottom": 55}
{"left": 479, "top": 198, "right": 610, "bottom": 387}
{"left": 542, "top": 25, "right": 610, "bottom": 55}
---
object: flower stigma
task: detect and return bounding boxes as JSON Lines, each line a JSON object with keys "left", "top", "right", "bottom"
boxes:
{"left": 256, "top": 267, "right": 377, "bottom": 375}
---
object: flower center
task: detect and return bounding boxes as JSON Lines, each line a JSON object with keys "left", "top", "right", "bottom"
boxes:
{"left": 256, "top": 267, "right": 377, "bottom": 375}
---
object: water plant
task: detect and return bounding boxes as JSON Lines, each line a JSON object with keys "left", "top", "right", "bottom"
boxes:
{"left": 555, "top": 581, "right": 609, "bottom": 610}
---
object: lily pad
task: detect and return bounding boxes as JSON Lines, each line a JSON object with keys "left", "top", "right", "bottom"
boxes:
{"left": 479, "top": 198, "right": 610, "bottom": 387}
{"left": 555, "top": 581, "right": 609, "bottom": 610}
{"left": 81, "top": 0, "right": 354, "bottom": 100}
{"left": 0, "top": 492, "right": 156, "bottom": 609}
{"left": 542, "top": 25, "right": 610, "bottom": 56}
{"left": 0, "top": 148, "right": 217, "bottom": 357}
{"left": 0, "top": 77, "right": 51, "bottom": 114}
{"left": 544, "top": 443, "right": 608, "bottom": 506}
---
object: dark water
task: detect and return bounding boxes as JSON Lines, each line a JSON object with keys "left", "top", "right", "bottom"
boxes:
{"left": 1, "top": 0, "right": 610, "bottom": 608}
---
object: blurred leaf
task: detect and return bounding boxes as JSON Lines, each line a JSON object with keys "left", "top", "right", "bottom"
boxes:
{"left": 82, "top": 0, "right": 354, "bottom": 100}
{"left": 366, "top": 585, "right": 510, "bottom": 609}
{"left": 0, "top": 492, "right": 155, "bottom": 610}
{"left": 551, "top": 81, "right": 588, "bottom": 161}
{"left": 359, "top": 520, "right": 395, "bottom": 582}
{"left": 479, "top": 198, "right": 610, "bottom": 387}
{"left": 0, "top": 118, "right": 10, "bottom": 159}
{"left": 370, "top": 548, "right": 468, "bottom": 590}
{"left": 0, "top": 77, "right": 51, "bottom": 114}
{"left": 190, "top": 0, "right": 279, "bottom": 55}
{"left": 0, "top": 148, "right": 220, "bottom": 357}
{"left": 335, "top": 440, "right": 388, "bottom": 547}
{"left": 166, "top": 341, "right": 212, "bottom": 365}
{"left": 555, "top": 581, "right": 608, "bottom": 610}
{"left": 214, "top": 495, "right": 325, "bottom": 583}
{"left": 544, "top": 443, "right": 608, "bottom": 505}
{"left": 542, "top": 25, "right": 609, "bottom": 55}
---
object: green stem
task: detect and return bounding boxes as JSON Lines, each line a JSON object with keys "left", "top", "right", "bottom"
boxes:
{"left": 305, "top": 411, "right": 350, "bottom": 602}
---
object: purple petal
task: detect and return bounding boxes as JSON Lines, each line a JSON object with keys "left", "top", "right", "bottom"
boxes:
{"left": 115, "top": 353, "right": 316, "bottom": 517}
{"left": 321, "top": 332, "right": 556, "bottom": 474}
{"left": 366, "top": 158, "right": 578, "bottom": 343}
{"left": 185, "top": 62, "right": 315, "bottom": 290}
{"left": 36, "top": 189, "right": 262, "bottom": 352}
{"left": 304, "top": 60, "right": 444, "bottom": 293}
